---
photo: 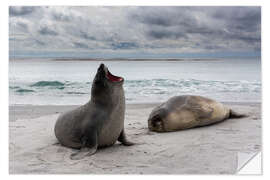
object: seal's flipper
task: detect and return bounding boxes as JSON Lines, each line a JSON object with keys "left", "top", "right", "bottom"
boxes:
{"left": 70, "top": 132, "right": 98, "bottom": 160}
{"left": 118, "top": 129, "right": 134, "bottom": 146}
{"left": 70, "top": 146, "right": 97, "bottom": 160}
{"left": 229, "top": 109, "right": 248, "bottom": 118}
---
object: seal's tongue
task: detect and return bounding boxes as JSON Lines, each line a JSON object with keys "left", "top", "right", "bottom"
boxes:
{"left": 107, "top": 70, "right": 123, "bottom": 82}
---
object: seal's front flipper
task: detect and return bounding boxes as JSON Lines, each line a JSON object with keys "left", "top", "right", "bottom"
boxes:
{"left": 118, "top": 129, "right": 134, "bottom": 146}
{"left": 70, "top": 132, "right": 98, "bottom": 160}
{"left": 70, "top": 146, "right": 97, "bottom": 160}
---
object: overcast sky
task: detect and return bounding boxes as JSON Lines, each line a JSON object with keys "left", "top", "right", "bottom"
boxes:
{"left": 9, "top": 6, "right": 261, "bottom": 58}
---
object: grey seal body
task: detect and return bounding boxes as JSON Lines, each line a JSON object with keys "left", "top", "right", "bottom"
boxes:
{"left": 54, "top": 64, "right": 133, "bottom": 159}
{"left": 148, "top": 95, "right": 246, "bottom": 132}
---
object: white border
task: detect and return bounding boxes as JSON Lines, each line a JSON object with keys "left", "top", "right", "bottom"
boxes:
{"left": 0, "top": 0, "right": 9, "bottom": 177}
{"left": 2, "top": 0, "right": 269, "bottom": 179}
{"left": 7, "top": 0, "right": 264, "bottom": 6}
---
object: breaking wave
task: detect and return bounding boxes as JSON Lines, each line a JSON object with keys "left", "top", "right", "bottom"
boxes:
{"left": 15, "top": 88, "right": 35, "bottom": 93}
{"left": 30, "top": 81, "right": 65, "bottom": 87}
{"left": 9, "top": 78, "right": 261, "bottom": 103}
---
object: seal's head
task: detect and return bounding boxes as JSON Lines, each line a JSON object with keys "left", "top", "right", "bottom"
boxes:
{"left": 93, "top": 63, "right": 124, "bottom": 84}
{"left": 91, "top": 63, "right": 124, "bottom": 102}
{"left": 148, "top": 108, "right": 167, "bottom": 132}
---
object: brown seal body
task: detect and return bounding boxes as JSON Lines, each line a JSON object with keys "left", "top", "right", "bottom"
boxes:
{"left": 54, "top": 64, "right": 133, "bottom": 160}
{"left": 148, "top": 95, "right": 246, "bottom": 132}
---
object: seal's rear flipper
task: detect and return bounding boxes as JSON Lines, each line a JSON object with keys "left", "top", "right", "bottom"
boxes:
{"left": 70, "top": 146, "right": 97, "bottom": 160}
{"left": 70, "top": 132, "right": 98, "bottom": 160}
{"left": 229, "top": 109, "right": 248, "bottom": 118}
{"left": 118, "top": 129, "right": 134, "bottom": 146}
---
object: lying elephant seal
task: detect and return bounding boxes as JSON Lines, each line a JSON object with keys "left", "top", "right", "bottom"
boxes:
{"left": 54, "top": 63, "right": 133, "bottom": 160}
{"left": 148, "top": 95, "right": 247, "bottom": 132}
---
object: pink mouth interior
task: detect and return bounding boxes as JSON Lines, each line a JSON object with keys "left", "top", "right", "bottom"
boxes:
{"left": 107, "top": 70, "right": 123, "bottom": 82}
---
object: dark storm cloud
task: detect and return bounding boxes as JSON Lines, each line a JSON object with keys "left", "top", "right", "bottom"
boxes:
{"left": 9, "top": 6, "right": 261, "bottom": 53}
{"left": 130, "top": 7, "right": 193, "bottom": 27}
{"left": 132, "top": 14, "right": 173, "bottom": 27}
{"left": 111, "top": 42, "right": 139, "bottom": 50}
{"left": 204, "top": 44, "right": 223, "bottom": 50}
{"left": 130, "top": 7, "right": 212, "bottom": 40}
{"left": 38, "top": 26, "right": 58, "bottom": 36}
{"left": 16, "top": 22, "right": 29, "bottom": 32}
{"left": 227, "top": 32, "right": 261, "bottom": 43}
{"left": 34, "top": 39, "right": 46, "bottom": 46}
{"left": 254, "top": 46, "right": 261, "bottom": 52}
{"left": 9, "top": 6, "right": 37, "bottom": 16}
{"left": 79, "top": 31, "right": 96, "bottom": 41}
{"left": 213, "top": 7, "right": 260, "bottom": 32}
{"left": 147, "top": 29, "right": 187, "bottom": 40}
{"left": 51, "top": 11, "right": 72, "bottom": 22}
{"left": 73, "top": 42, "right": 89, "bottom": 49}
{"left": 238, "top": 36, "right": 261, "bottom": 43}
{"left": 130, "top": 6, "right": 261, "bottom": 48}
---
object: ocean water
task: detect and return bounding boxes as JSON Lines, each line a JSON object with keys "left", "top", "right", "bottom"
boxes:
{"left": 9, "top": 58, "right": 261, "bottom": 105}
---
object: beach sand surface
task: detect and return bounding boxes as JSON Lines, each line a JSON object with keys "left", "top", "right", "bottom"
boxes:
{"left": 9, "top": 102, "right": 261, "bottom": 174}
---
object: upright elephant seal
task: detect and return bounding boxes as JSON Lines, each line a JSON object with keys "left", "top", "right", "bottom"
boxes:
{"left": 54, "top": 63, "right": 133, "bottom": 160}
{"left": 148, "top": 95, "right": 247, "bottom": 132}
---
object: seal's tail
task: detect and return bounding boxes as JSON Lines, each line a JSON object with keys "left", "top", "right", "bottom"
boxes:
{"left": 229, "top": 109, "right": 248, "bottom": 118}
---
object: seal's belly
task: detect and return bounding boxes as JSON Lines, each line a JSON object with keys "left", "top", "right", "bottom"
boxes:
{"left": 197, "top": 102, "right": 229, "bottom": 126}
{"left": 98, "top": 119, "right": 123, "bottom": 147}
{"left": 165, "top": 101, "right": 229, "bottom": 131}
{"left": 98, "top": 107, "right": 125, "bottom": 147}
{"left": 165, "top": 109, "right": 196, "bottom": 130}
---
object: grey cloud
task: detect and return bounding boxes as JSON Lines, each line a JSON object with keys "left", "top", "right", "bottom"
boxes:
{"left": 38, "top": 26, "right": 58, "bottom": 36}
{"left": 204, "top": 44, "right": 223, "bottom": 50}
{"left": 211, "top": 7, "right": 260, "bottom": 43}
{"left": 130, "top": 6, "right": 261, "bottom": 49}
{"left": 254, "top": 46, "right": 261, "bottom": 52}
{"left": 9, "top": 6, "right": 37, "bottom": 16}
{"left": 147, "top": 29, "right": 187, "bottom": 40}
{"left": 230, "top": 34, "right": 261, "bottom": 43}
{"left": 131, "top": 7, "right": 191, "bottom": 26}
{"left": 132, "top": 14, "right": 173, "bottom": 27}
{"left": 51, "top": 11, "right": 72, "bottom": 22}
{"left": 131, "top": 7, "right": 212, "bottom": 40}
{"left": 34, "top": 39, "right": 46, "bottom": 46}
{"left": 79, "top": 31, "right": 96, "bottom": 41}
{"left": 17, "top": 22, "right": 28, "bottom": 31}
{"left": 9, "top": 6, "right": 261, "bottom": 54}
{"left": 213, "top": 7, "right": 260, "bottom": 31}
{"left": 111, "top": 42, "right": 139, "bottom": 50}
{"left": 73, "top": 42, "right": 89, "bottom": 49}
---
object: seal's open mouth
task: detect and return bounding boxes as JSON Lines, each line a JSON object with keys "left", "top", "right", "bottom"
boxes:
{"left": 106, "top": 70, "right": 123, "bottom": 82}
{"left": 98, "top": 63, "right": 123, "bottom": 82}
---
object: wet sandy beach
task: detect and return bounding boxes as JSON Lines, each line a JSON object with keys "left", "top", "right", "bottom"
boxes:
{"left": 9, "top": 102, "right": 261, "bottom": 174}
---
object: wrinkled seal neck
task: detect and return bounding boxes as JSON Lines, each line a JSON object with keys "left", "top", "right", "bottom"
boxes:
{"left": 91, "top": 94, "right": 112, "bottom": 106}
